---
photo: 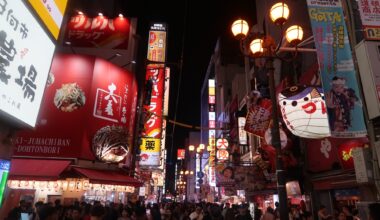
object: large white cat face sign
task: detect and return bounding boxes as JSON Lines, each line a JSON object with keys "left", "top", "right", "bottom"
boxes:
{"left": 278, "top": 86, "right": 331, "bottom": 139}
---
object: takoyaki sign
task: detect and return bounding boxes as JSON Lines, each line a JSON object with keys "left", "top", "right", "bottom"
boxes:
{"left": 14, "top": 53, "right": 138, "bottom": 162}
{"left": 0, "top": 0, "right": 55, "bottom": 127}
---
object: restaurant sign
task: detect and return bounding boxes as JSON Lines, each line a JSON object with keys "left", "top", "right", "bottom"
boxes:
{"left": 0, "top": 0, "right": 55, "bottom": 127}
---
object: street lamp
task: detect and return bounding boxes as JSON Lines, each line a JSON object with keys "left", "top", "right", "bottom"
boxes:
{"left": 231, "top": 2, "right": 303, "bottom": 220}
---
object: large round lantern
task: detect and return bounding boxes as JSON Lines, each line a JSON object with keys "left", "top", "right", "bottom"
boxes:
{"left": 278, "top": 85, "right": 330, "bottom": 139}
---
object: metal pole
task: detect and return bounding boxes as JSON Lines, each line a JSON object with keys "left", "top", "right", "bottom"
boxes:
{"left": 267, "top": 58, "right": 289, "bottom": 220}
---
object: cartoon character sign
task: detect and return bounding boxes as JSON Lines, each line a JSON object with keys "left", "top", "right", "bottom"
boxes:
{"left": 278, "top": 85, "right": 330, "bottom": 139}
{"left": 325, "top": 76, "right": 360, "bottom": 132}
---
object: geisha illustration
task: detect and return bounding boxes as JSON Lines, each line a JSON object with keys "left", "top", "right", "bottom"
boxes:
{"left": 326, "top": 76, "right": 359, "bottom": 132}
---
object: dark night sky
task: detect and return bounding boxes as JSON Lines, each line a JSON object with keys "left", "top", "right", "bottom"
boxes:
{"left": 71, "top": 0, "right": 256, "bottom": 191}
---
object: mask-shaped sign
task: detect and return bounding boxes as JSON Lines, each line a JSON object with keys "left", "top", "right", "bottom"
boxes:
{"left": 278, "top": 85, "right": 330, "bottom": 139}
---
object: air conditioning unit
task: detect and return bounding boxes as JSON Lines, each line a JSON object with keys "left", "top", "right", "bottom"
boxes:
{"left": 355, "top": 40, "right": 380, "bottom": 119}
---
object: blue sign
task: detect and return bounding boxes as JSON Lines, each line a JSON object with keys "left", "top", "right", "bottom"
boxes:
{"left": 307, "top": 0, "right": 367, "bottom": 138}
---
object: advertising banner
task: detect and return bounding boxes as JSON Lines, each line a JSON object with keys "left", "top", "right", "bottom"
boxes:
{"left": 215, "top": 164, "right": 270, "bottom": 196}
{"left": 14, "top": 53, "right": 138, "bottom": 162}
{"left": 147, "top": 23, "right": 167, "bottom": 62}
{"left": 244, "top": 98, "right": 272, "bottom": 137}
{"left": 357, "top": 0, "right": 380, "bottom": 40}
{"left": 139, "top": 138, "right": 161, "bottom": 166}
{"left": 65, "top": 14, "right": 130, "bottom": 49}
{"left": 27, "top": 0, "right": 68, "bottom": 40}
{"left": 307, "top": 0, "right": 367, "bottom": 138}
{"left": 84, "top": 58, "right": 136, "bottom": 162}
{"left": 0, "top": 0, "right": 55, "bottom": 127}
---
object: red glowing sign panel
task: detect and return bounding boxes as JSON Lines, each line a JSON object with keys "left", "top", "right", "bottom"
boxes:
{"left": 209, "top": 95, "right": 215, "bottom": 104}
{"left": 65, "top": 14, "right": 130, "bottom": 49}
{"left": 14, "top": 53, "right": 138, "bottom": 162}
{"left": 177, "top": 149, "right": 185, "bottom": 160}
{"left": 142, "top": 65, "right": 165, "bottom": 138}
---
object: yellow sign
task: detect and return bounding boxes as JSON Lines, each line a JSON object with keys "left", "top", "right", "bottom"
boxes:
{"left": 364, "top": 27, "right": 380, "bottom": 41}
{"left": 208, "top": 87, "right": 215, "bottom": 96}
{"left": 140, "top": 138, "right": 160, "bottom": 152}
{"left": 27, "top": 0, "right": 68, "bottom": 40}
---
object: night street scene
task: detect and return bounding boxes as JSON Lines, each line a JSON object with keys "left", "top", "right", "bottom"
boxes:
{"left": 1, "top": 0, "right": 380, "bottom": 219}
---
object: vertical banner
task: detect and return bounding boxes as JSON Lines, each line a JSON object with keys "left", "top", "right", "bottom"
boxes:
{"left": 208, "top": 79, "right": 216, "bottom": 186}
{"left": 307, "top": 0, "right": 367, "bottom": 138}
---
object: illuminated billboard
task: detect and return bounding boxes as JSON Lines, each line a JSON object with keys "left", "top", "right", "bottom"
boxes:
{"left": 0, "top": 0, "right": 55, "bottom": 127}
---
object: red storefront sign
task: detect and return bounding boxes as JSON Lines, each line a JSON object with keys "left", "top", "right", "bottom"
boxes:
{"left": 14, "top": 53, "right": 138, "bottom": 162}
{"left": 305, "top": 137, "right": 368, "bottom": 172}
{"left": 65, "top": 14, "right": 130, "bottom": 49}
{"left": 177, "top": 149, "right": 185, "bottom": 160}
{"left": 142, "top": 66, "right": 165, "bottom": 138}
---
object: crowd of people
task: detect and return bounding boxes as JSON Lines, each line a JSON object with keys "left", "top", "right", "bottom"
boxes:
{"left": 5, "top": 199, "right": 380, "bottom": 220}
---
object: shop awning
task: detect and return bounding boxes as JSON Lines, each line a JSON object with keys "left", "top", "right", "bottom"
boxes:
{"left": 9, "top": 159, "right": 71, "bottom": 181}
{"left": 72, "top": 167, "right": 143, "bottom": 187}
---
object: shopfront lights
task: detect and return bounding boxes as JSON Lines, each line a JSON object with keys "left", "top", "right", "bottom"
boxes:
{"left": 199, "top": 144, "right": 205, "bottom": 150}
{"left": 270, "top": 2, "right": 290, "bottom": 25}
{"left": 189, "top": 145, "right": 195, "bottom": 151}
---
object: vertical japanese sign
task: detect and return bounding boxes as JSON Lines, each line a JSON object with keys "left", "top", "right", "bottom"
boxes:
{"left": 307, "top": 0, "right": 367, "bottom": 138}
{"left": 208, "top": 79, "right": 216, "bottom": 186}
{"left": 357, "top": 0, "right": 380, "bottom": 40}
{"left": 238, "top": 117, "right": 247, "bottom": 145}
{"left": 0, "top": 159, "right": 10, "bottom": 207}
{"left": 139, "top": 138, "right": 161, "bottom": 166}
{"left": 27, "top": 0, "right": 68, "bottom": 40}
{"left": 0, "top": 0, "right": 55, "bottom": 127}
{"left": 147, "top": 23, "right": 167, "bottom": 62}
{"left": 140, "top": 23, "right": 167, "bottom": 166}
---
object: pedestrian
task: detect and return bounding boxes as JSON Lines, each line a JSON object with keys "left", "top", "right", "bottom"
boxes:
{"left": 38, "top": 204, "right": 59, "bottom": 220}
{"left": 317, "top": 205, "right": 333, "bottom": 220}
{"left": 235, "top": 204, "right": 253, "bottom": 220}
{"left": 253, "top": 204, "right": 262, "bottom": 220}
{"left": 261, "top": 207, "right": 275, "bottom": 220}
{"left": 274, "top": 202, "right": 280, "bottom": 220}
{"left": 189, "top": 206, "right": 203, "bottom": 220}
